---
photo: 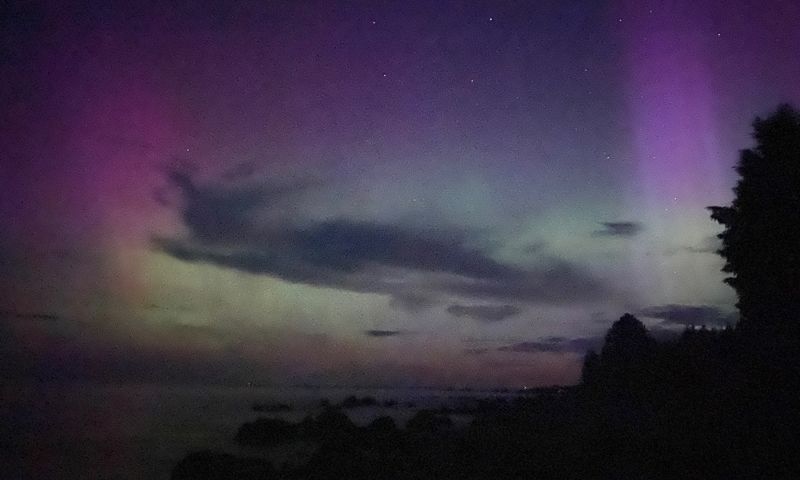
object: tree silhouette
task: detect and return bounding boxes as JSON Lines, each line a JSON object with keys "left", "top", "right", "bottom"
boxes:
{"left": 581, "top": 314, "right": 656, "bottom": 396}
{"left": 709, "top": 105, "right": 800, "bottom": 337}
{"left": 580, "top": 350, "right": 600, "bottom": 385}
{"left": 601, "top": 314, "right": 655, "bottom": 366}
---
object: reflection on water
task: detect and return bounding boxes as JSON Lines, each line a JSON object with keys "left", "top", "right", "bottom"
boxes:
{"left": 1, "top": 382, "right": 487, "bottom": 480}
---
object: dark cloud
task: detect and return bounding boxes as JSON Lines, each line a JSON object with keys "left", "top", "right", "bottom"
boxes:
{"left": 592, "top": 222, "right": 643, "bottom": 237}
{"left": 152, "top": 236, "right": 354, "bottom": 288}
{"left": 498, "top": 336, "right": 601, "bottom": 354}
{"left": 639, "top": 304, "right": 737, "bottom": 327}
{"left": 667, "top": 236, "right": 721, "bottom": 255}
{"left": 445, "top": 261, "right": 606, "bottom": 303}
{"left": 364, "top": 329, "right": 404, "bottom": 337}
{"left": 157, "top": 171, "right": 517, "bottom": 278}
{"left": 463, "top": 348, "right": 489, "bottom": 355}
{"left": 522, "top": 241, "right": 547, "bottom": 254}
{"left": 289, "top": 221, "right": 516, "bottom": 278}
{"left": 461, "top": 335, "right": 522, "bottom": 345}
{"left": 164, "top": 170, "right": 319, "bottom": 245}
{"left": 154, "top": 171, "right": 609, "bottom": 304}
{"left": 446, "top": 304, "right": 521, "bottom": 322}
{"left": 499, "top": 342, "right": 561, "bottom": 353}
{"left": 389, "top": 292, "right": 438, "bottom": 311}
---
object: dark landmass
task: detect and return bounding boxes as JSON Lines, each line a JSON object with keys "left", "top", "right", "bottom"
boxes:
{"left": 176, "top": 316, "right": 800, "bottom": 480}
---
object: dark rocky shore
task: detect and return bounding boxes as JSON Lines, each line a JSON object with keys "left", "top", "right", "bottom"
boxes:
{"left": 173, "top": 314, "right": 800, "bottom": 480}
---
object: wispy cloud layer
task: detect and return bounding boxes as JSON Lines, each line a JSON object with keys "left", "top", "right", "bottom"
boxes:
{"left": 154, "top": 171, "right": 608, "bottom": 305}
{"left": 364, "top": 329, "right": 405, "bottom": 337}
{"left": 592, "top": 222, "right": 643, "bottom": 237}
{"left": 498, "top": 336, "right": 601, "bottom": 353}
{"left": 446, "top": 304, "right": 521, "bottom": 322}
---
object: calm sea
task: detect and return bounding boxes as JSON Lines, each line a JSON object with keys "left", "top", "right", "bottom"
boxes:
{"left": 1, "top": 382, "right": 480, "bottom": 480}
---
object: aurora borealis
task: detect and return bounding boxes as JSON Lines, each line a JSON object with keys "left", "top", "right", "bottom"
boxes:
{"left": 2, "top": 0, "right": 799, "bottom": 387}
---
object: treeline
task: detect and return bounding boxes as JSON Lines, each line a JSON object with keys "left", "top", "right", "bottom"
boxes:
{"left": 575, "top": 312, "right": 797, "bottom": 478}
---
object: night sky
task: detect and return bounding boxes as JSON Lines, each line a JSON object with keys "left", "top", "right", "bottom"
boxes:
{"left": 2, "top": 0, "right": 799, "bottom": 387}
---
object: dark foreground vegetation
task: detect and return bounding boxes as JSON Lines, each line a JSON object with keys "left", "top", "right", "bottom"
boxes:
{"left": 173, "top": 106, "right": 800, "bottom": 479}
